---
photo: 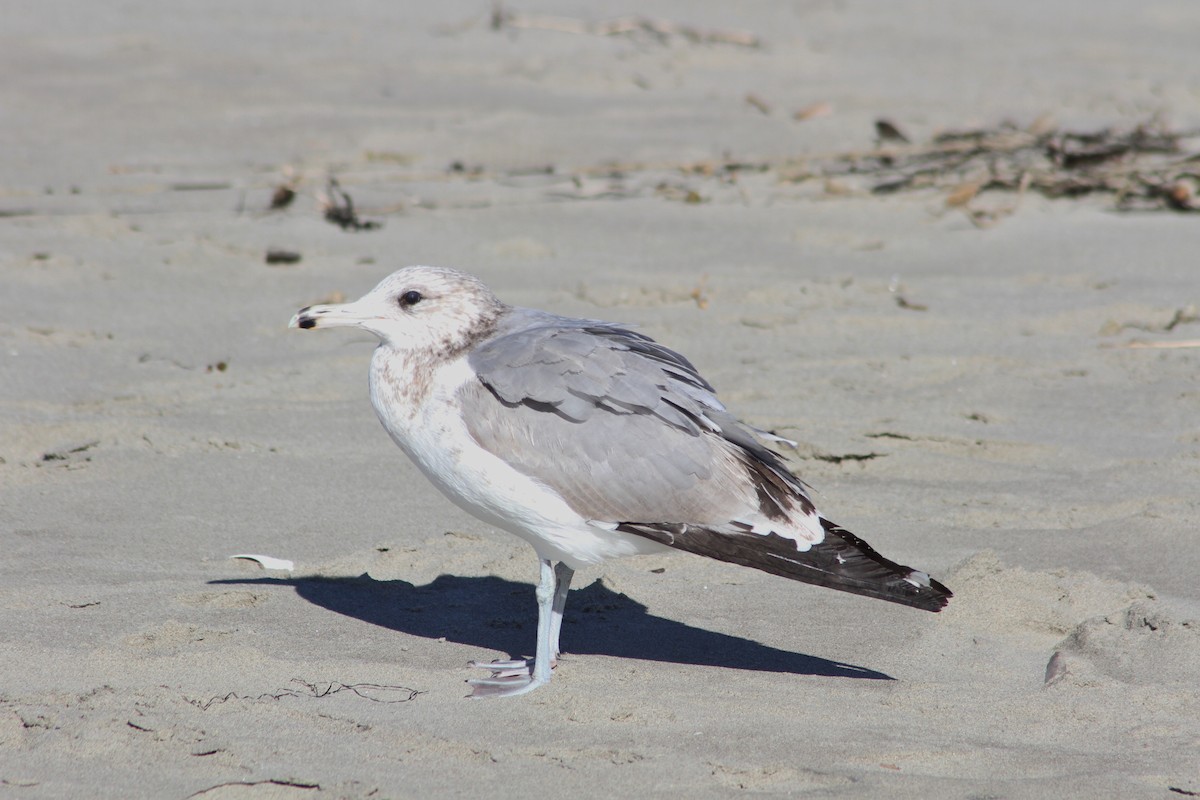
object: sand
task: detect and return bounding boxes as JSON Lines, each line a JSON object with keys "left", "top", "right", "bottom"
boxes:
{"left": 2, "top": 1, "right": 1199, "bottom": 797}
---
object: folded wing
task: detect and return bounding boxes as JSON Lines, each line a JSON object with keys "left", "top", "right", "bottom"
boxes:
{"left": 462, "top": 317, "right": 951, "bottom": 611}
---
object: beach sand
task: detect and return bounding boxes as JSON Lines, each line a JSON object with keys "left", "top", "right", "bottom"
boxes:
{"left": 2, "top": 1, "right": 1198, "bottom": 797}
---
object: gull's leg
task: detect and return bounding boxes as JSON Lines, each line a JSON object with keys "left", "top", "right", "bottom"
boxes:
{"left": 550, "top": 562, "right": 574, "bottom": 659}
{"left": 469, "top": 560, "right": 575, "bottom": 678}
{"left": 468, "top": 557, "right": 556, "bottom": 698}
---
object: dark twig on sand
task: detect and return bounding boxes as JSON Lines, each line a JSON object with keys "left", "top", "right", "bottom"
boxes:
{"left": 319, "top": 176, "right": 382, "bottom": 231}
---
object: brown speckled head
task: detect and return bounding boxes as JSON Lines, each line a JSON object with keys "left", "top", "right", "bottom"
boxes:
{"left": 289, "top": 266, "right": 506, "bottom": 361}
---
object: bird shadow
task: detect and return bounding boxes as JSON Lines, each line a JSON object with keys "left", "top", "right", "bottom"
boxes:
{"left": 210, "top": 573, "right": 892, "bottom": 681}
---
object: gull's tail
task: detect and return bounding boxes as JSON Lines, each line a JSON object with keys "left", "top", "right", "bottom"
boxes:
{"left": 617, "top": 517, "right": 952, "bottom": 612}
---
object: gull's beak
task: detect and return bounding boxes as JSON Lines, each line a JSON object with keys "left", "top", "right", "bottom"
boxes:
{"left": 289, "top": 301, "right": 376, "bottom": 331}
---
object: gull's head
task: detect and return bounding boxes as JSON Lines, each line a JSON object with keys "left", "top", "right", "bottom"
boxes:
{"left": 289, "top": 266, "right": 507, "bottom": 356}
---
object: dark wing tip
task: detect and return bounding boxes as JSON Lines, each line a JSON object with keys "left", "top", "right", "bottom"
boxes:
{"left": 815, "top": 519, "right": 952, "bottom": 612}
{"left": 617, "top": 518, "right": 952, "bottom": 612}
{"left": 906, "top": 574, "right": 953, "bottom": 612}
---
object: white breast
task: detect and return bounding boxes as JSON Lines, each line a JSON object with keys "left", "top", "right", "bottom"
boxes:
{"left": 367, "top": 345, "right": 667, "bottom": 568}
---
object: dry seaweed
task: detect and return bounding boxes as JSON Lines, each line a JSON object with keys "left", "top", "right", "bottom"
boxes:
{"left": 489, "top": 4, "right": 763, "bottom": 48}
{"left": 810, "top": 119, "right": 1200, "bottom": 215}
{"left": 543, "top": 119, "right": 1200, "bottom": 219}
{"left": 237, "top": 119, "right": 1200, "bottom": 226}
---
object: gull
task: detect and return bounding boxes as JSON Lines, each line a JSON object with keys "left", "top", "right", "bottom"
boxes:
{"left": 289, "top": 266, "right": 951, "bottom": 698}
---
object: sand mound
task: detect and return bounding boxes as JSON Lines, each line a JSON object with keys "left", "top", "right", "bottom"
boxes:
{"left": 1052, "top": 600, "right": 1200, "bottom": 685}
{"left": 942, "top": 550, "right": 1154, "bottom": 640}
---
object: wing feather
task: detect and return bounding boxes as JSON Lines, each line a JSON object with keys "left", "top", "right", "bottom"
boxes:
{"left": 464, "top": 320, "right": 811, "bottom": 527}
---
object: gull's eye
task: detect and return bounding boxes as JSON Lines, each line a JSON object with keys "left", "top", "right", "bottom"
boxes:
{"left": 398, "top": 290, "right": 423, "bottom": 308}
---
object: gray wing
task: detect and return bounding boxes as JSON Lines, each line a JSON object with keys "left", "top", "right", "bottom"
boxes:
{"left": 462, "top": 318, "right": 952, "bottom": 612}
{"left": 463, "top": 319, "right": 814, "bottom": 526}
{"left": 468, "top": 314, "right": 717, "bottom": 427}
